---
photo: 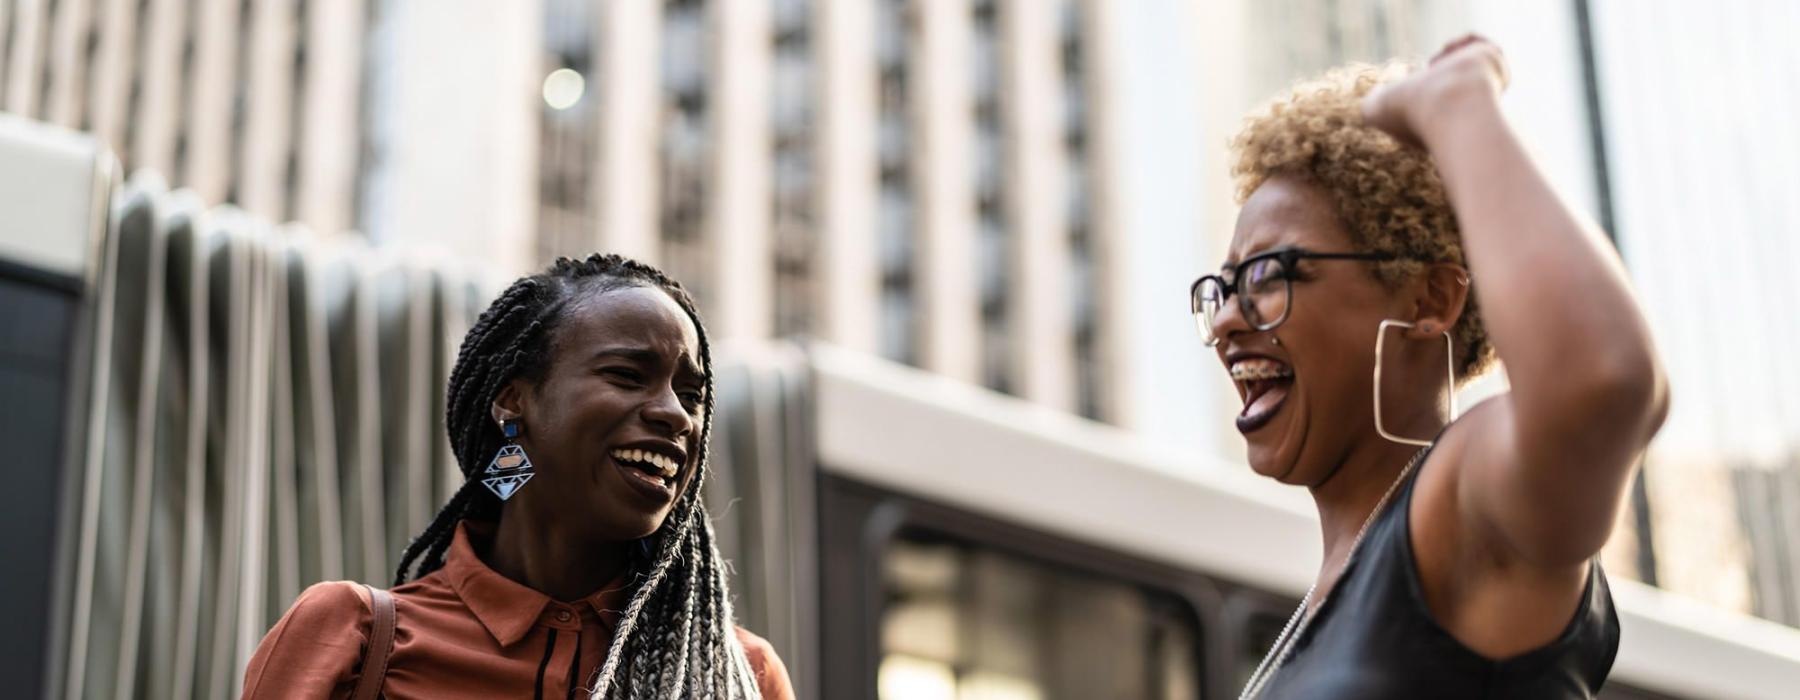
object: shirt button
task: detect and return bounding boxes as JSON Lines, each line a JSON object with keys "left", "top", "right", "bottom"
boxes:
{"left": 555, "top": 610, "right": 573, "bottom": 623}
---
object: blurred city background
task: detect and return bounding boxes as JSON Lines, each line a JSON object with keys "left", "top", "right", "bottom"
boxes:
{"left": 2, "top": 0, "right": 1797, "bottom": 698}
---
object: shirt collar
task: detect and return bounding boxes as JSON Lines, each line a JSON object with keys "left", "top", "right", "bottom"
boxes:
{"left": 444, "top": 522, "right": 637, "bottom": 647}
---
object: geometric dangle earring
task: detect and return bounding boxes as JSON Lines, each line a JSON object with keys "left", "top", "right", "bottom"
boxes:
{"left": 480, "top": 419, "right": 535, "bottom": 501}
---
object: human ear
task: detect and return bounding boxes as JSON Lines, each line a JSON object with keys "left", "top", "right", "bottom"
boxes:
{"left": 490, "top": 380, "right": 530, "bottom": 428}
{"left": 1409, "top": 263, "right": 1470, "bottom": 339}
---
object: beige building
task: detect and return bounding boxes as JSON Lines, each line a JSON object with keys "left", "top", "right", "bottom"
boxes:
{"left": 2, "top": 0, "right": 369, "bottom": 240}
{"left": 0, "top": 0, "right": 1193, "bottom": 432}
{"left": 522, "top": 0, "right": 1141, "bottom": 427}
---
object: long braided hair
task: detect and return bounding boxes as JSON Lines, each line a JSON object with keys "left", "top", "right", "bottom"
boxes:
{"left": 393, "top": 253, "right": 762, "bottom": 698}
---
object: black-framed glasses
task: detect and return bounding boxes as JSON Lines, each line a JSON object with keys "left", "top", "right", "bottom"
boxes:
{"left": 1189, "top": 247, "right": 1398, "bottom": 347}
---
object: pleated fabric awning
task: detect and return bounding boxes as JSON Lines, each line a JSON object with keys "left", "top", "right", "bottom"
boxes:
{"left": 55, "top": 176, "right": 490, "bottom": 700}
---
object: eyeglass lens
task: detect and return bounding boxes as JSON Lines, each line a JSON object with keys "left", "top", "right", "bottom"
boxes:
{"left": 1194, "top": 256, "right": 1291, "bottom": 345}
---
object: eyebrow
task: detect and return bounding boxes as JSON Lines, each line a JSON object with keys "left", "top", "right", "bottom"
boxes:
{"left": 591, "top": 347, "right": 706, "bottom": 380}
{"left": 1219, "top": 246, "right": 1294, "bottom": 273}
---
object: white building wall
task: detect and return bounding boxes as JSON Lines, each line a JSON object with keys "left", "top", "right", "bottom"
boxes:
{"left": 912, "top": 0, "right": 982, "bottom": 384}
{"left": 362, "top": 0, "right": 539, "bottom": 275}
{"left": 707, "top": 0, "right": 775, "bottom": 342}
{"left": 594, "top": 0, "right": 664, "bottom": 265}
{"left": 1105, "top": 0, "right": 1225, "bottom": 461}
{"left": 1001, "top": 0, "right": 1074, "bottom": 411}
{"left": 813, "top": 0, "right": 883, "bottom": 355}
{"left": 1588, "top": 0, "right": 1800, "bottom": 616}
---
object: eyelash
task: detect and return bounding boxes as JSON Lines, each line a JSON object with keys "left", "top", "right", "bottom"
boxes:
{"left": 604, "top": 368, "right": 703, "bottom": 408}
{"left": 602, "top": 367, "right": 644, "bottom": 384}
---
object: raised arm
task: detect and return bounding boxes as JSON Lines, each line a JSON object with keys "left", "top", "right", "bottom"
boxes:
{"left": 1364, "top": 36, "right": 1670, "bottom": 567}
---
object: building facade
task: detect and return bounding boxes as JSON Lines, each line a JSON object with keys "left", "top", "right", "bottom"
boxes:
{"left": 1, "top": 0, "right": 367, "bottom": 237}
{"left": 0, "top": 0, "right": 1148, "bottom": 423}
{"left": 522, "top": 0, "right": 1131, "bottom": 423}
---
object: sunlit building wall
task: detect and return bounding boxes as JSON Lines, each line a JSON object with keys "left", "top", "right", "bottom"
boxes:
{"left": 2, "top": 0, "right": 1215, "bottom": 436}
{"left": 0, "top": 0, "right": 368, "bottom": 236}
{"left": 517, "top": 0, "right": 1138, "bottom": 423}
{"left": 1584, "top": 0, "right": 1800, "bottom": 626}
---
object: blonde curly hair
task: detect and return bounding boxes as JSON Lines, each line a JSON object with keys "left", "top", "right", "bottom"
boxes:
{"left": 1230, "top": 62, "right": 1496, "bottom": 379}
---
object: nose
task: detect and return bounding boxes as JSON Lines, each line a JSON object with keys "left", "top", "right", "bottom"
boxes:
{"left": 642, "top": 384, "right": 695, "bottom": 440}
{"left": 1207, "top": 292, "right": 1252, "bottom": 346}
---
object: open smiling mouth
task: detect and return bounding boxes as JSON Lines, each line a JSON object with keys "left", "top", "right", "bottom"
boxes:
{"left": 1231, "top": 357, "right": 1294, "bottom": 434}
{"left": 610, "top": 448, "right": 681, "bottom": 500}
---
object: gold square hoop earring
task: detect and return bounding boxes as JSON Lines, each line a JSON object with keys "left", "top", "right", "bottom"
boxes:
{"left": 1373, "top": 319, "right": 1459, "bottom": 447}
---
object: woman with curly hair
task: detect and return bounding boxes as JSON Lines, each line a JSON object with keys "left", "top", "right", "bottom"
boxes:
{"left": 1195, "top": 37, "right": 1667, "bottom": 697}
{"left": 242, "top": 254, "right": 794, "bottom": 698}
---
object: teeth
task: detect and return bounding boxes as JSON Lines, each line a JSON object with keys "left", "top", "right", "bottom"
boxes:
{"left": 611, "top": 449, "right": 680, "bottom": 479}
{"left": 1229, "top": 360, "right": 1294, "bottom": 382}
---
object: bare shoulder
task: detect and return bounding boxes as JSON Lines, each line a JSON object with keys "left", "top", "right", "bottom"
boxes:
{"left": 1409, "top": 397, "right": 1597, "bottom": 658}
{"left": 1412, "top": 395, "right": 1507, "bottom": 534}
{"left": 734, "top": 627, "right": 796, "bottom": 700}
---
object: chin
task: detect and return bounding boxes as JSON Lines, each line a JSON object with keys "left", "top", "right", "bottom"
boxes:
{"left": 619, "top": 516, "right": 668, "bottom": 541}
{"left": 585, "top": 507, "right": 664, "bottom": 542}
{"left": 1243, "top": 406, "right": 1308, "bottom": 484}
{"left": 1245, "top": 447, "right": 1296, "bottom": 483}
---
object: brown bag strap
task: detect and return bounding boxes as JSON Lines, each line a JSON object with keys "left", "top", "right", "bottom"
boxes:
{"left": 352, "top": 585, "right": 397, "bottom": 700}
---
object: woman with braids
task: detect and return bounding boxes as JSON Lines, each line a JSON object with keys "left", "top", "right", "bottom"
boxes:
{"left": 1197, "top": 37, "right": 1667, "bottom": 697}
{"left": 243, "top": 254, "right": 794, "bottom": 698}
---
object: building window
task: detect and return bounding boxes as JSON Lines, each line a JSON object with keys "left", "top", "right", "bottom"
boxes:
{"left": 876, "top": 0, "right": 917, "bottom": 366}
{"left": 770, "top": 0, "right": 814, "bottom": 337}
{"left": 225, "top": 0, "right": 253, "bottom": 206}
{"left": 659, "top": 0, "right": 712, "bottom": 308}
{"left": 535, "top": 0, "right": 598, "bottom": 262}
{"left": 282, "top": 0, "right": 308, "bottom": 221}
{"left": 1060, "top": 0, "right": 1101, "bottom": 421}
{"left": 972, "top": 0, "right": 1008, "bottom": 395}
{"left": 880, "top": 532, "right": 1202, "bottom": 700}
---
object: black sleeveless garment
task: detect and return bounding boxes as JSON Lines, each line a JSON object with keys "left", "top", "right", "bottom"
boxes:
{"left": 1257, "top": 447, "right": 1621, "bottom": 699}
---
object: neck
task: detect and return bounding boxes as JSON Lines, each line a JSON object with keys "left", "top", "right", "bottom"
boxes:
{"left": 486, "top": 502, "right": 632, "bottom": 602}
{"left": 1306, "top": 407, "right": 1442, "bottom": 585}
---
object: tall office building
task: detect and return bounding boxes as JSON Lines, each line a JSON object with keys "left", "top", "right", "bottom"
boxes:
{"left": 515, "top": 0, "right": 1124, "bottom": 419}
{"left": 3, "top": 0, "right": 1130, "bottom": 415}
{"left": 1, "top": 0, "right": 368, "bottom": 235}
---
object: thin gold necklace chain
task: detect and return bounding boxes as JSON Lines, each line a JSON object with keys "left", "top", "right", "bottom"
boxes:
{"left": 1238, "top": 446, "right": 1430, "bottom": 699}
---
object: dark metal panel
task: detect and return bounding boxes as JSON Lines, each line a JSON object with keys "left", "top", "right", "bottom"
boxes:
{"left": 817, "top": 473, "right": 1216, "bottom": 700}
{"left": 0, "top": 262, "right": 83, "bottom": 700}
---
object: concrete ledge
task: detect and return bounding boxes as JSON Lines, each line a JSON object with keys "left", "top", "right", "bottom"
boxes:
{"left": 811, "top": 342, "right": 1800, "bottom": 700}
{"left": 0, "top": 114, "right": 115, "bottom": 281}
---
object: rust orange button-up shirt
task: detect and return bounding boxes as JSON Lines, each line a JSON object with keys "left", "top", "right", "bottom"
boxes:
{"left": 242, "top": 523, "right": 794, "bottom": 699}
